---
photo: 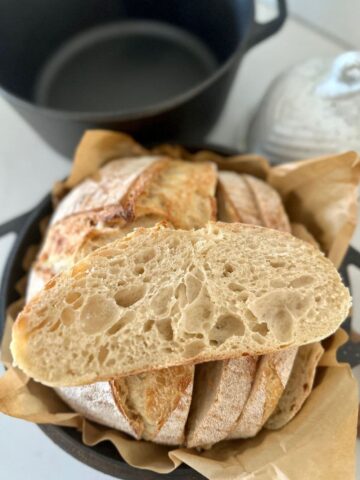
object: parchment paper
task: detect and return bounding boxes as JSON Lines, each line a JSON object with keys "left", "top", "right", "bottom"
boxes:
{"left": 0, "top": 131, "right": 359, "bottom": 479}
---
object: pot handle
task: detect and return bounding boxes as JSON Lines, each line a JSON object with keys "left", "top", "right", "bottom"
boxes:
{"left": 0, "top": 211, "right": 33, "bottom": 238}
{"left": 247, "top": 0, "right": 287, "bottom": 49}
{"left": 338, "top": 245, "right": 360, "bottom": 366}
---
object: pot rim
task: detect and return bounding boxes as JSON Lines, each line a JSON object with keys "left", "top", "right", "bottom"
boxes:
{"left": 0, "top": 6, "right": 256, "bottom": 122}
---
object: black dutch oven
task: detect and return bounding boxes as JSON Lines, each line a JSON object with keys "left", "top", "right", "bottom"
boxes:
{"left": 0, "top": 144, "right": 359, "bottom": 479}
{"left": 0, "top": 0, "right": 286, "bottom": 157}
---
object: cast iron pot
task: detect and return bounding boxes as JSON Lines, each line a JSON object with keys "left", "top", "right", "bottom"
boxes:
{"left": 0, "top": 0, "right": 286, "bottom": 157}
{"left": 0, "top": 143, "right": 359, "bottom": 479}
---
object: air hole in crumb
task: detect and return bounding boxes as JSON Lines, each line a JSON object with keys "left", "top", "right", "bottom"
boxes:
{"left": 35, "top": 306, "right": 48, "bottom": 317}
{"left": 223, "top": 263, "right": 234, "bottom": 277}
{"left": 155, "top": 319, "right": 173, "bottom": 341}
{"left": 134, "top": 266, "right": 145, "bottom": 275}
{"left": 86, "top": 354, "right": 94, "bottom": 366}
{"left": 107, "top": 359, "right": 116, "bottom": 367}
{"left": 209, "top": 314, "right": 245, "bottom": 345}
{"left": 61, "top": 307, "right": 76, "bottom": 326}
{"left": 80, "top": 295, "right": 119, "bottom": 334}
{"left": 270, "top": 260, "right": 285, "bottom": 268}
{"left": 65, "top": 292, "right": 81, "bottom": 304}
{"left": 98, "top": 346, "right": 109, "bottom": 365}
{"left": 150, "top": 286, "right": 173, "bottom": 315}
{"left": 184, "top": 340, "right": 205, "bottom": 358}
{"left": 163, "top": 347, "right": 173, "bottom": 353}
{"left": 228, "top": 283, "right": 244, "bottom": 292}
{"left": 303, "top": 383, "right": 309, "bottom": 391}
{"left": 210, "top": 339, "right": 219, "bottom": 346}
{"left": 183, "top": 299, "right": 212, "bottom": 333}
{"left": 250, "top": 322, "right": 269, "bottom": 336}
{"left": 115, "top": 285, "right": 145, "bottom": 308}
{"left": 49, "top": 319, "right": 61, "bottom": 332}
{"left": 184, "top": 273, "right": 202, "bottom": 303}
{"left": 72, "top": 297, "right": 84, "bottom": 309}
{"left": 107, "top": 313, "right": 134, "bottom": 335}
{"left": 238, "top": 291, "right": 249, "bottom": 302}
{"left": 143, "top": 319, "right": 155, "bottom": 332}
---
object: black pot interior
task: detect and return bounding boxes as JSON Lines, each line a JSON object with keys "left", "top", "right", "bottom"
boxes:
{"left": 0, "top": 0, "right": 252, "bottom": 114}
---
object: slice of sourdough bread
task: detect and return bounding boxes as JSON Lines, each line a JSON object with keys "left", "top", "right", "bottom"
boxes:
{"left": 265, "top": 342, "right": 324, "bottom": 430}
{"left": 55, "top": 381, "right": 140, "bottom": 437}
{"left": 112, "top": 365, "right": 194, "bottom": 445}
{"left": 227, "top": 347, "right": 298, "bottom": 439}
{"left": 186, "top": 357, "right": 257, "bottom": 448}
{"left": 185, "top": 172, "right": 293, "bottom": 447}
{"left": 13, "top": 222, "right": 350, "bottom": 387}
{"left": 217, "top": 171, "right": 291, "bottom": 232}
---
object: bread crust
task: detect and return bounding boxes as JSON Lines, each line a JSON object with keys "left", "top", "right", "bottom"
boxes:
{"left": 217, "top": 172, "right": 291, "bottom": 232}
{"left": 265, "top": 342, "right": 324, "bottom": 430}
{"left": 227, "top": 347, "right": 298, "bottom": 439}
{"left": 186, "top": 357, "right": 258, "bottom": 448}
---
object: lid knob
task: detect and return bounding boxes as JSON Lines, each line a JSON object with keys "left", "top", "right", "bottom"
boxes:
{"left": 316, "top": 51, "right": 360, "bottom": 98}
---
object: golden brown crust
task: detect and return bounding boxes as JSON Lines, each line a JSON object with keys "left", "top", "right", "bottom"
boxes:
{"left": 265, "top": 342, "right": 324, "bottom": 430}
{"left": 228, "top": 348, "right": 298, "bottom": 439}
{"left": 217, "top": 172, "right": 290, "bottom": 232}
{"left": 124, "top": 159, "right": 217, "bottom": 229}
{"left": 30, "top": 158, "right": 217, "bottom": 299}
{"left": 111, "top": 365, "right": 194, "bottom": 443}
{"left": 51, "top": 156, "right": 162, "bottom": 223}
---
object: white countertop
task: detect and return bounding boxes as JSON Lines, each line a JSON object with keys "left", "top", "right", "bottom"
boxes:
{"left": 0, "top": 2, "right": 359, "bottom": 478}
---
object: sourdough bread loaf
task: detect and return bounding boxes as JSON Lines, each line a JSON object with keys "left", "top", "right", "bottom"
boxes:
{"left": 265, "top": 342, "right": 324, "bottom": 430}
